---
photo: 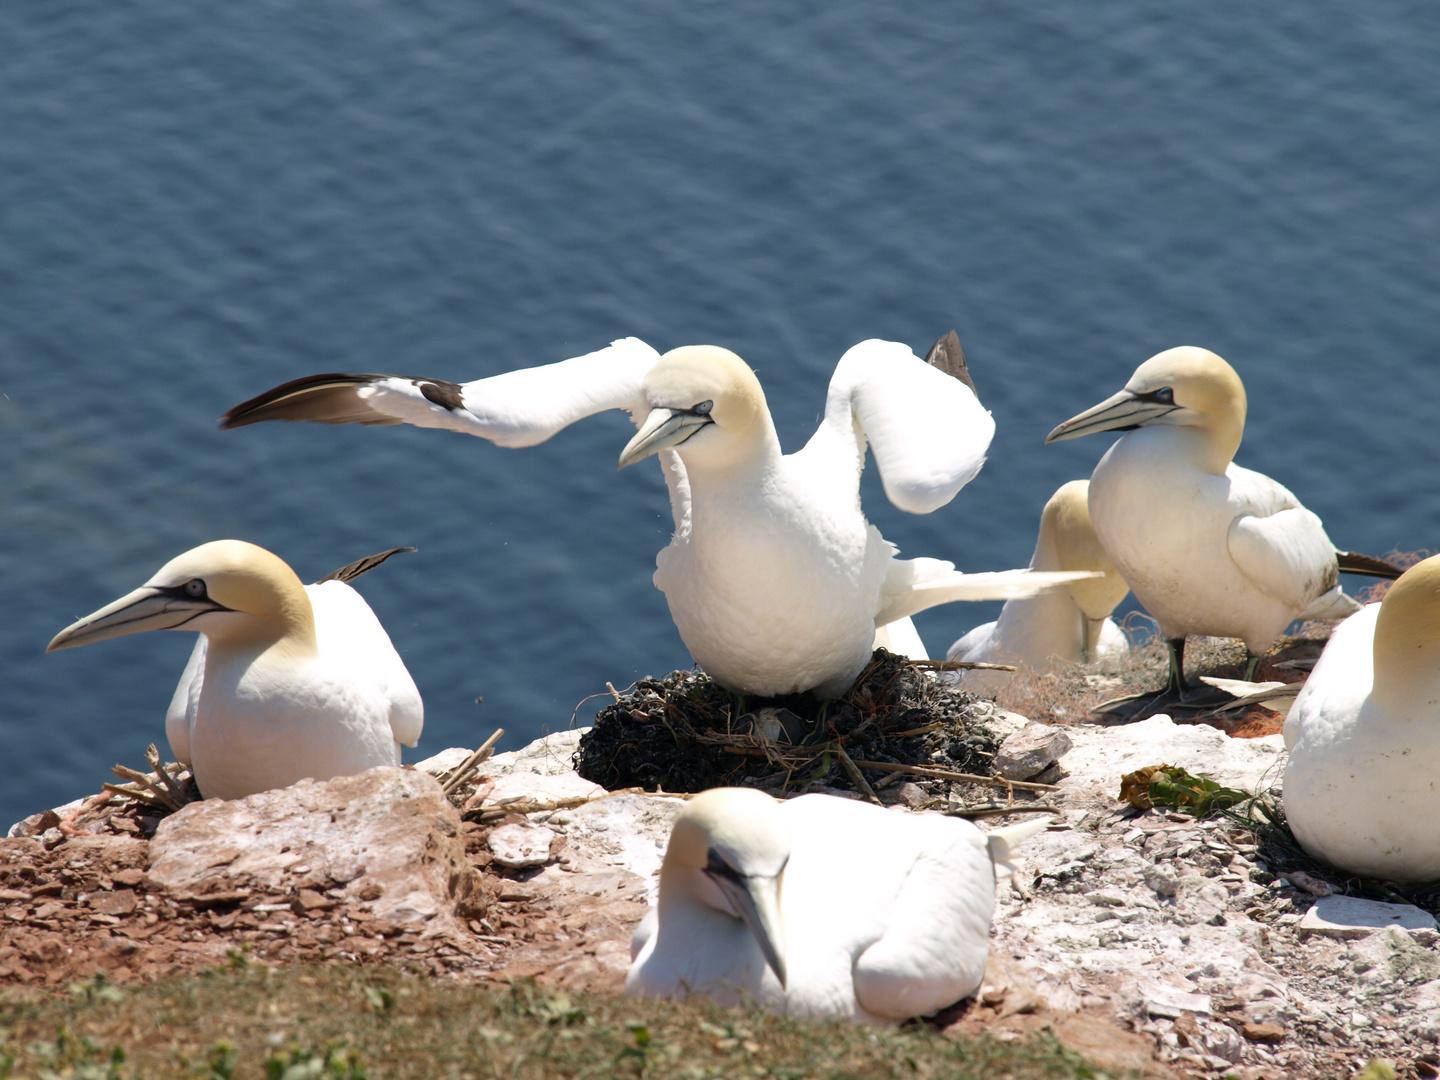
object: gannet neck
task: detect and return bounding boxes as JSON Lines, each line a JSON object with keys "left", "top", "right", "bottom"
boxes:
{"left": 659, "top": 788, "right": 790, "bottom": 986}
{"left": 1371, "top": 555, "right": 1440, "bottom": 708}
{"left": 1035, "top": 479, "right": 1129, "bottom": 621}
{"left": 620, "top": 346, "right": 780, "bottom": 474}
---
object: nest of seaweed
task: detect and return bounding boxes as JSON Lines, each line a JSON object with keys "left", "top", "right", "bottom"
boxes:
{"left": 573, "top": 649, "right": 1007, "bottom": 798}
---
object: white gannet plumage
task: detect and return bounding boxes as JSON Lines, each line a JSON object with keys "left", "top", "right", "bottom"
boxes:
{"left": 1283, "top": 555, "right": 1440, "bottom": 881}
{"left": 1045, "top": 347, "right": 1399, "bottom": 712}
{"left": 946, "top": 479, "right": 1131, "bottom": 694}
{"left": 47, "top": 540, "right": 422, "bottom": 801}
{"left": 626, "top": 787, "right": 1047, "bottom": 1022}
{"left": 223, "top": 337, "right": 1094, "bottom": 698}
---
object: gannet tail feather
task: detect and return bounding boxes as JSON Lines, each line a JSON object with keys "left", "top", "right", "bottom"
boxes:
{"left": 1336, "top": 551, "right": 1405, "bottom": 579}
{"left": 984, "top": 816, "right": 1051, "bottom": 883}
{"left": 875, "top": 558, "right": 1103, "bottom": 625}
{"left": 316, "top": 547, "right": 416, "bottom": 585}
{"left": 222, "top": 338, "right": 662, "bottom": 449}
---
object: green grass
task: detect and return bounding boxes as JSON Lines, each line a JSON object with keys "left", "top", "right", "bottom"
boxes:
{"left": 0, "top": 965, "right": 1126, "bottom": 1080}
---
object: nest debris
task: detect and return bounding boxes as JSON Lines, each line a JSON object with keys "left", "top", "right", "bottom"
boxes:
{"left": 573, "top": 649, "right": 1018, "bottom": 802}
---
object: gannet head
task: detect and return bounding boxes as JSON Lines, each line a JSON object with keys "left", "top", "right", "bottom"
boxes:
{"left": 47, "top": 540, "right": 316, "bottom": 656}
{"left": 1039, "top": 480, "right": 1130, "bottom": 621}
{"left": 618, "top": 346, "right": 773, "bottom": 471}
{"left": 1371, "top": 554, "right": 1440, "bottom": 707}
{"left": 662, "top": 787, "right": 790, "bottom": 987}
{"left": 1045, "top": 347, "right": 1247, "bottom": 473}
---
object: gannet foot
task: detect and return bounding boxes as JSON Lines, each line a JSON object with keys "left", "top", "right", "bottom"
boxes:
{"left": 1091, "top": 682, "right": 1235, "bottom": 722}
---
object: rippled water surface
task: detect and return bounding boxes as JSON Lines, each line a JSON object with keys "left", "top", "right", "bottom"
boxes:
{"left": 2, "top": 2, "right": 1438, "bottom": 826}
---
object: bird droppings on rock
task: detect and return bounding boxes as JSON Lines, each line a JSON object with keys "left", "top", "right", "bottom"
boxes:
{"left": 994, "top": 721, "right": 1073, "bottom": 781}
{"left": 488, "top": 824, "right": 558, "bottom": 869}
{"left": 574, "top": 650, "right": 1006, "bottom": 798}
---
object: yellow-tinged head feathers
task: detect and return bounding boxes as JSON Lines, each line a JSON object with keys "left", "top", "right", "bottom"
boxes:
{"left": 1039, "top": 480, "right": 1130, "bottom": 621}
{"left": 666, "top": 787, "right": 789, "bottom": 875}
{"left": 1046, "top": 346, "right": 1247, "bottom": 474}
{"left": 1373, "top": 554, "right": 1440, "bottom": 698}
{"left": 146, "top": 540, "right": 310, "bottom": 621}
{"left": 619, "top": 346, "right": 775, "bottom": 470}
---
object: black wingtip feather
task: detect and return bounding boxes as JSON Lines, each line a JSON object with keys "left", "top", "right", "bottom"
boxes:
{"left": 219, "top": 372, "right": 390, "bottom": 429}
{"left": 316, "top": 546, "right": 417, "bottom": 584}
{"left": 1336, "top": 550, "right": 1405, "bottom": 579}
{"left": 924, "top": 330, "right": 977, "bottom": 397}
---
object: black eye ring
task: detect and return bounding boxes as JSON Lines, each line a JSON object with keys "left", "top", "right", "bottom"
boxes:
{"left": 691, "top": 400, "right": 714, "bottom": 416}
{"left": 183, "top": 579, "right": 207, "bottom": 599}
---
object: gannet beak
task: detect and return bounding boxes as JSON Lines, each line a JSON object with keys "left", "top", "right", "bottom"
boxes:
{"left": 723, "top": 872, "right": 788, "bottom": 988}
{"left": 47, "top": 586, "right": 230, "bottom": 653}
{"left": 618, "top": 406, "right": 715, "bottom": 469}
{"left": 1045, "top": 389, "right": 1180, "bottom": 443}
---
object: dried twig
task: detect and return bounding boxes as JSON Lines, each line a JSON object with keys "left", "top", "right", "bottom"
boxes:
{"left": 101, "top": 781, "right": 176, "bottom": 811}
{"left": 834, "top": 744, "right": 881, "bottom": 805}
{"left": 145, "top": 743, "right": 187, "bottom": 805}
{"left": 441, "top": 728, "right": 506, "bottom": 796}
{"left": 906, "top": 659, "right": 1018, "bottom": 672}
{"left": 946, "top": 803, "right": 1063, "bottom": 819}
{"left": 849, "top": 759, "right": 1057, "bottom": 794}
{"left": 109, "top": 765, "right": 183, "bottom": 811}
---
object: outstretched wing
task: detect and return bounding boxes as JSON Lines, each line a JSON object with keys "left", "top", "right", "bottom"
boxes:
{"left": 221, "top": 338, "right": 662, "bottom": 449}
{"left": 875, "top": 550, "right": 1101, "bottom": 625}
{"left": 817, "top": 338, "right": 995, "bottom": 515}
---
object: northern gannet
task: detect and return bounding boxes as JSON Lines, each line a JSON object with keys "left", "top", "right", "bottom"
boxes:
{"left": 1283, "top": 555, "right": 1440, "bottom": 881}
{"left": 1045, "top": 347, "right": 1400, "bottom": 716}
{"left": 47, "top": 540, "right": 423, "bottom": 800}
{"left": 626, "top": 787, "right": 1047, "bottom": 1021}
{"left": 946, "top": 479, "right": 1130, "bottom": 694}
{"left": 222, "top": 336, "right": 1094, "bottom": 698}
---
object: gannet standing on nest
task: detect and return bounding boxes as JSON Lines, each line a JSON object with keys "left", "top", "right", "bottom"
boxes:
{"left": 47, "top": 541, "right": 422, "bottom": 800}
{"left": 1283, "top": 555, "right": 1440, "bottom": 881}
{"left": 946, "top": 479, "right": 1131, "bottom": 694}
{"left": 222, "top": 334, "right": 1093, "bottom": 698}
{"left": 626, "top": 787, "right": 1047, "bottom": 1021}
{"left": 1045, "top": 347, "right": 1400, "bottom": 717}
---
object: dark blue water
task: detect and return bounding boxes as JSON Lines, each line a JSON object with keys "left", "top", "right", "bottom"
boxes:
{"left": 3, "top": 2, "right": 1438, "bottom": 828}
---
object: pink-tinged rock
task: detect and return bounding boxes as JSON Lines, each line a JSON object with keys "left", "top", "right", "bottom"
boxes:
{"left": 488, "top": 824, "right": 557, "bottom": 869}
{"left": 146, "top": 767, "right": 485, "bottom": 924}
{"left": 994, "top": 721, "right": 1073, "bottom": 781}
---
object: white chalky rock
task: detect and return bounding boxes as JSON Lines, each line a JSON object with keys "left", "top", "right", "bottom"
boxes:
{"left": 994, "top": 721, "right": 1073, "bottom": 781}
{"left": 1297, "top": 895, "right": 1437, "bottom": 939}
{"left": 488, "top": 824, "right": 557, "bottom": 869}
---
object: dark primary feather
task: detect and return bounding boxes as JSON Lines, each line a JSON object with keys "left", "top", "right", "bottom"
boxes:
{"left": 316, "top": 547, "right": 417, "bottom": 585}
{"left": 1330, "top": 552, "right": 1399, "bottom": 578}
{"left": 220, "top": 373, "right": 404, "bottom": 429}
{"left": 924, "top": 330, "right": 977, "bottom": 397}
{"left": 1335, "top": 551, "right": 1405, "bottom": 579}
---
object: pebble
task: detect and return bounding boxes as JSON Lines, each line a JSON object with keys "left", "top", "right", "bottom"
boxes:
{"left": 487, "top": 824, "right": 557, "bottom": 870}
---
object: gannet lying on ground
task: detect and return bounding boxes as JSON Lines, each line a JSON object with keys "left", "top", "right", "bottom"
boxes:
{"left": 222, "top": 335, "right": 1092, "bottom": 697}
{"left": 626, "top": 787, "right": 1047, "bottom": 1022}
{"left": 1283, "top": 555, "right": 1440, "bottom": 881}
{"left": 946, "top": 479, "right": 1130, "bottom": 694}
{"left": 1045, "top": 347, "right": 1399, "bottom": 717}
{"left": 47, "top": 541, "right": 422, "bottom": 800}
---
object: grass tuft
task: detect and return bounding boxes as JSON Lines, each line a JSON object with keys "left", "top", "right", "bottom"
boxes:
{"left": 0, "top": 962, "right": 1133, "bottom": 1079}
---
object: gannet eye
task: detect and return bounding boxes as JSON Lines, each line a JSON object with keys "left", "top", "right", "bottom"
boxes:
{"left": 183, "top": 579, "right": 207, "bottom": 599}
{"left": 704, "top": 848, "right": 743, "bottom": 883}
{"left": 691, "top": 400, "right": 714, "bottom": 416}
{"left": 1154, "top": 387, "right": 1175, "bottom": 405}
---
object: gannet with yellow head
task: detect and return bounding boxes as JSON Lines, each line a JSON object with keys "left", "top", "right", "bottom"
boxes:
{"left": 47, "top": 540, "right": 422, "bottom": 800}
{"left": 222, "top": 336, "right": 1095, "bottom": 698}
{"left": 626, "top": 787, "right": 1046, "bottom": 1022}
{"left": 947, "top": 479, "right": 1131, "bottom": 693}
{"left": 1045, "top": 347, "right": 1399, "bottom": 715}
{"left": 1283, "top": 555, "right": 1440, "bottom": 881}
